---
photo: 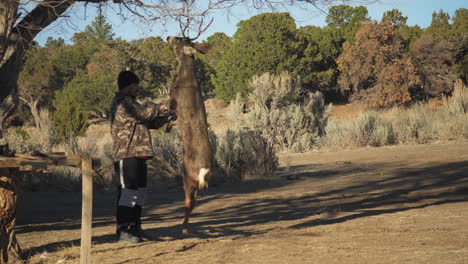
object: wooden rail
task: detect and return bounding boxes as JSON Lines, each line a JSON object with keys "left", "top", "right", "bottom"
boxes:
{"left": 0, "top": 152, "right": 95, "bottom": 264}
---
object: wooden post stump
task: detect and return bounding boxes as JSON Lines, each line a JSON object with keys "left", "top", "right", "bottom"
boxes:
{"left": 0, "top": 168, "right": 21, "bottom": 264}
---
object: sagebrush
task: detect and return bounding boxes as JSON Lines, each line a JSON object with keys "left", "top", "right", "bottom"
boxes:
{"left": 320, "top": 80, "right": 468, "bottom": 149}
{"left": 238, "top": 72, "right": 331, "bottom": 152}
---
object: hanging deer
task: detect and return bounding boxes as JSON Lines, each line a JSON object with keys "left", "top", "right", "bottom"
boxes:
{"left": 167, "top": 36, "right": 213, "bottom": 234}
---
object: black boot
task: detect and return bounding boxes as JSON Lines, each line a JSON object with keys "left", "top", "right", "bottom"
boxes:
{"left": 136, "top": 223, "right": 153, "bottom": 241}
{"left": 117, "top": 225, "right": 142, "bottom": 243}
{"left": 135, "top": 205, "right": 153, "bottom": 241}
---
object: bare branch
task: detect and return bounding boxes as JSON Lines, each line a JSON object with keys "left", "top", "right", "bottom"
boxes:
{"left": 190, "top": 17, "right": 214, "bottom": 41}
{"left": 113, "top": 0, "right": 378, "bottom": 41}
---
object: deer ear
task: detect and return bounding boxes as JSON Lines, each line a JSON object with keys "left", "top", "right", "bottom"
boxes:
{"left": 183, "top": 46, "right": 197, "bottom": 56}
{"left": 194, "top": 43, "right": 212, "bottom": 54}
{"left": 167, "top": 36, "right": 176, "bottom": 45}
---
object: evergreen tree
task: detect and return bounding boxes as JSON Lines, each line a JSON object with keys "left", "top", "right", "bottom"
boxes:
{"left": 451, "top": 8, "right": 468, "bottom": 83}
{"left": 382, "top": 9, "right": 408, "bottom": 28}
{"left": 326, "top": 5, "right": 370, "bottom": 42}
{"left": 18, "top": 46, "right": 59, "bottom": 128}
{"left": 213, "top": 13, "right": 299, "bottom": 102}
{"left": 295, "top": 26, "right": 343, "bottom": 100}
{"left": 54, "top": 74, "right": 115, "bottom": 118}
{"left": 196, "top": 32, "right": 232, "bottom": 97}
{"left": 428, "top": 9, "right": 451, "bottom": 38}
{"left": 53, "top": 96, "right": 89, "bottom": 140}
{"left": 133, "top": 37, "right": 176, "bottom": 97}
{"left": 85, "top": 15, "right": 115, "bottom": 42}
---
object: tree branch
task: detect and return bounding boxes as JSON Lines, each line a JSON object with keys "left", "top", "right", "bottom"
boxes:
{"left": 14, "top": 0, "right": 109, "bottom": 45}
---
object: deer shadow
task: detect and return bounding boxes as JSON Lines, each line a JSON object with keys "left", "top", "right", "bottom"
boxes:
{"left": 16, "top": 160, "right": 468, "bottom": 259}
{"left": 143, "top": 160, "right": 468, "bottom": 237}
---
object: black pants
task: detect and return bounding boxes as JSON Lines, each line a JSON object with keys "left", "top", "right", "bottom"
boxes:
{"left": 114, "top": 157, "right": 147, "bottom": 229}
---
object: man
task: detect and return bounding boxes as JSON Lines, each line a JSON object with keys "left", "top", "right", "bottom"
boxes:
{"left": 110, "top": 71, "right": 171, "bottom": 243}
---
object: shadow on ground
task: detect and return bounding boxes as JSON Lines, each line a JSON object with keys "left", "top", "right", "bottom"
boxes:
{"left": 16, "top": 159, "right": 468, "bottom": 259}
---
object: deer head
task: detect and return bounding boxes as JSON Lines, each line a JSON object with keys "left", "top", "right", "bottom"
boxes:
{"left": 167, "top": 37, "right": 211, "bottom": 61}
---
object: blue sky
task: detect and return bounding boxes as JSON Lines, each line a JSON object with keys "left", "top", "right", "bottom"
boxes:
{"left": 35, "top": 0, "right": 467, "bottom": 45}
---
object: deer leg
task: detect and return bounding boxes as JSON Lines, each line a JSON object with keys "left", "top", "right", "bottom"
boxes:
{"left": 182, "top": 185, "right": 197, "bottom": 234}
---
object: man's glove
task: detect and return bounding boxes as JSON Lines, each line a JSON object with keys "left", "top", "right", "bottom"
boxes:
{"left": 159, "top": 109, "right": 177, "bottom": 121}
{"left": 146, "top": 110, "right": 176, "bottom": 130}
{"left": 167, "top": 112, "right": 177, "bottom": 122}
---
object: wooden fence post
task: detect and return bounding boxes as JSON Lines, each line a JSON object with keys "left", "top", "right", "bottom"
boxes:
{"left": 80, "top": 157, "right": 93, "bottom": 264}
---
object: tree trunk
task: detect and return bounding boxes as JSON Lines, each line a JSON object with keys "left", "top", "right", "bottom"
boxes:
{"left": 0, "top": 1, "right": 77, "bottom": 261}
{"left": 30, "top": 99, "right": 40, "bottom": 129}
{"left": 0, "top": 168, "right": 21, "bottom": 264}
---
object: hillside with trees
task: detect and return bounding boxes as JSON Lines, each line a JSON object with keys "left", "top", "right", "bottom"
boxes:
{"left": 11, "top": 6, "right": 466, "bottom": 138}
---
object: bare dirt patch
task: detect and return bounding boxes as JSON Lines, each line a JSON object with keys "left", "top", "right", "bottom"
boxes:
{"left": 16, "top": 142, "right": 468, "bottom": 264}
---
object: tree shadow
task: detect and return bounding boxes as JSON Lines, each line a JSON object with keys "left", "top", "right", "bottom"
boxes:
{"left": 141, "top": 160, "right": 468, "bottom": 238}
{"left": 16, "top": 160, "right": 468, "bottom": 260}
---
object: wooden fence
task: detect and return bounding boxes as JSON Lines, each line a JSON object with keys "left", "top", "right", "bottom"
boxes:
{"left": 0, "top": 152, "right": 95, "bottom": 264}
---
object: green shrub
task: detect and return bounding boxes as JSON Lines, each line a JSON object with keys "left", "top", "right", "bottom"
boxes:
{"left": 243, "top": 72, "right": 331, "bottom": 152}
{"left": 54, "top": 74, "right": 115, "bottom": 119}
{"left": 216, "top": 130, "right": 278, "bottom": 181}
{"left": 53, "top": 97, "right": 89, "bottom": 141}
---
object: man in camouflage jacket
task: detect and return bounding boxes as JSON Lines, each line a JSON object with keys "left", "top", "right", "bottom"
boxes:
{"left": 111, "top": 71, "right": 168, "bottom": 243}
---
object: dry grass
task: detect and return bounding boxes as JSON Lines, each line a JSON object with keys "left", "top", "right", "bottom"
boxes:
{"left": 320, "top": 80, "right": 468, "bottom": 150}
{"left": 149, "top": 131, "right": 183, "bottom": 182}
{"left": 5, "top": 119, "right": 115, "bottom": 191}
{"left": 216, "top": 129, "right": 278, "bottom": 181}
{"left": 148, "top": 129, "right": 278, "bottom": 184}
{"left": 319, "top": 111, "right": 394, "bottom": 150}
{"left": 329, "top": 102, "right": 368, "bottom": 120}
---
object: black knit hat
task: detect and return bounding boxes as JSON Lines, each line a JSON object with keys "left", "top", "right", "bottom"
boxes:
{"left": 118, "top": 71, "right": 139, "bottom": 90}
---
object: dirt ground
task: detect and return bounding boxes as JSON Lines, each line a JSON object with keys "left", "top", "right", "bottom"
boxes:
{"left": 16, "top": 141, "right": 468, "bottom": 264}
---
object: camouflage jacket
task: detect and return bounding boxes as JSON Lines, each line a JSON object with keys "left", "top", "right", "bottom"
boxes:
{"left": 110, "top": 92, "right": 162, "bottom": 161}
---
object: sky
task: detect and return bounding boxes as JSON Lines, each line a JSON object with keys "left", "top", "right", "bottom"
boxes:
{"left": 35, "top": 0, "right": 467, "bottom": 45}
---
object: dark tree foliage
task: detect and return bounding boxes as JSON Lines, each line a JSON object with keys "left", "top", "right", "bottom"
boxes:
{"left": 428, "top": 9, "right": 451, "bottom": 38}
{"left": 410, "top": 34, "right": 455, "bottom": 99}
{"left": 213, "top": 13, "right": 299, "bottom": 102}
{"left": 18, "top": 46, "right": 60, "bottom": 128}
{"left": 451, "top": 8, "right": 468, "bottom": 83}
{"left": 295, "top": 26, "right": 343, "bottom": 101}
{"left": 53, "top": 95, "right": 89, "bottom": 140}
{"left": 326, "top": 4, "right": 370, "bottom": 42}
{"left": 382, "top": 9, "right": 408, "bottom": 28}
{"left": 337, "top": 22, "right": 421, "bottom": 108}
{"left": 196, "top": 32, "right": 232, "bottom": 97}
{"left": 398, "top": 24, "right": 423, "bottom": 49}
{"left": 55, "top": 74, "right": 116, "bottom": 118}
{"left": 131, "top": 36, "right": 176, "bottom": 97}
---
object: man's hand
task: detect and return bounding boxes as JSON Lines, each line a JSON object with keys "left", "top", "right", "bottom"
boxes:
{"left": 168, "top": 112, "right": 177, "bottom": 121}
{"left": 158, "top": 104, "right": 168, "bottom": 113}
